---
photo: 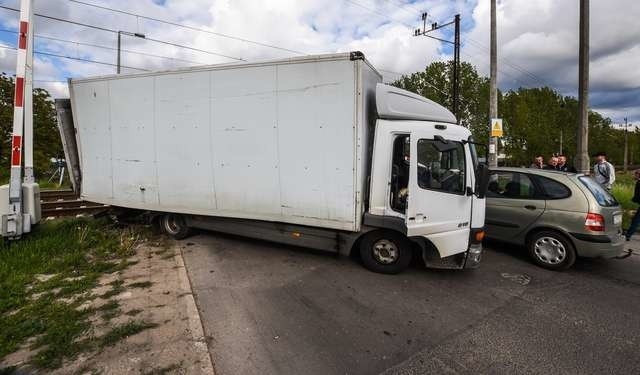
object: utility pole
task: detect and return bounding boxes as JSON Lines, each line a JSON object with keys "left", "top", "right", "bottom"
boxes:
{"left": 117, "top": 31, "right": 146, "bottom": 74}
{"left": 488, "top": 0, "right": 498, "bottom": 168}
{"left": 624, "top": 117, "right": 629, "bottom": 171}
{"left": 560, "top": 129, "right": 563, "bottom": 155}
{"left": 575, "top": 0, "right": 590, "bottom": 174}
{"left": 414, "top": 13, "right": 461, "bottom": 123}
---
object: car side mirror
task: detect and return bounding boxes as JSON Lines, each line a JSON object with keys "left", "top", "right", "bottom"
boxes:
{"left": 475, "top": 163, "right": 490, "bottom": 199}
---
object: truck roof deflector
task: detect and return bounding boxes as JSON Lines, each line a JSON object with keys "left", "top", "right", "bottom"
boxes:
{"left": 375, "top": 83, "right": 456, "bottom": 124}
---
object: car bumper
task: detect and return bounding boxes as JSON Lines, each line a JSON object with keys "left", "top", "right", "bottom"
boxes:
{"left": 569, "top": 232, "right": 627, "bottom": 258}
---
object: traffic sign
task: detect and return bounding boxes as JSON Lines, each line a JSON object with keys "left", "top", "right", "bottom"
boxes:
{"left": 491, "top": 118, "right": 503, "bottom": 137}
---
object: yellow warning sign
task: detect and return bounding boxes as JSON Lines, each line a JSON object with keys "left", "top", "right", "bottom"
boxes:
{"left": 491, "top": 118, "right": 503, "bottom": 137}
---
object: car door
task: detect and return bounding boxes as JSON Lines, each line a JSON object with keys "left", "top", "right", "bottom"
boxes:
{"left": 485, "top": 171, "right": 545, "bottom": 242}
{"left": 406, "top": 135, "right": 473, "bottom": 258}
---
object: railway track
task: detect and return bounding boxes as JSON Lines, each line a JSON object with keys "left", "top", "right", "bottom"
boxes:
{"left": 40, "top": 189, "right": 109, "bottom": 217}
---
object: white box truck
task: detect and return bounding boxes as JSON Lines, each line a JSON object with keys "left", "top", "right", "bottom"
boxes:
{"left": 65, "top": 52, "right": 489, "bottom": 274}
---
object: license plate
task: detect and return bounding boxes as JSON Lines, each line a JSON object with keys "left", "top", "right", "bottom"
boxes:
{"left": 613, "top": 214, "right": 622, "bottom": 225}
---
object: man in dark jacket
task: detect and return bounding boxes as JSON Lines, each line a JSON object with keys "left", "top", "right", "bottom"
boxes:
{"left": 625, "top": 169, "right": 640, "bottom": 240}
{"left": 543, "top": 156, "right": 559, "bottom": 170}
{"left": 557, "top": 155, "right": 577, "bottom": 173}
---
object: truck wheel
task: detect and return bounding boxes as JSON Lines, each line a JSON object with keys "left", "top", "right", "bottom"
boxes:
{"left": 161, "top": 213, "right": 191, "bottom": 240}
{"left": 359, "top": 231, "right": 412, "bottom": 274}
{"left": 527, "top": 230, "right": 576, "bottom": 271}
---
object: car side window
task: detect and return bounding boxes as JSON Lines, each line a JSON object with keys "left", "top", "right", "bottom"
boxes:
{"left": 535, "top": 176, "right": 571, "bottom": 199}
{"left": 487, "top": 172, "right": 537, "bottom": 199}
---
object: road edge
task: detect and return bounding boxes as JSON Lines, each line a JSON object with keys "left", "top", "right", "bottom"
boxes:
{"left": 175, "top": 246, "right": 216, "bottom": 375}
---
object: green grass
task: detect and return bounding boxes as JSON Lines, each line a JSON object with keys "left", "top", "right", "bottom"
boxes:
{"left": 611, "top": 171, "right": 638, "bottom": 229}
{"left": 0, "top": 218, "right": 157, "bottom": 370}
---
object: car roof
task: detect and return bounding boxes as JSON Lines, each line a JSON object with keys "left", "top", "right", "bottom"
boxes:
{"left": 490, "top": 167, "right": 586, "bottom": 179}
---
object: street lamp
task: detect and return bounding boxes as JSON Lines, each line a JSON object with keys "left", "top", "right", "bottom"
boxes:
{"left": 117, "top": 31, "right": 146, "bottom": 74}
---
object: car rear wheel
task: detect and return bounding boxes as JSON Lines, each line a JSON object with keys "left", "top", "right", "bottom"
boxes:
{"left": 160, "top": 213, "right": 191, "bottom": 240}
{"left": 359, "top": 230, "right": 412, "bottom": 274}
{"left": 527, "top": 230, "right": 576, "bottom": 270}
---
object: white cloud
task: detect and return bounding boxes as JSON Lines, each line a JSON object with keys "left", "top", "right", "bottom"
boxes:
{"left": 0, "top": 0, "right": 635, "bottom": 122}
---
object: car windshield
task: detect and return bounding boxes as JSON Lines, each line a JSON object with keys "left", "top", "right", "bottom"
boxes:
{"left": 579, "top": 176, "right": 619, "bottom": 207}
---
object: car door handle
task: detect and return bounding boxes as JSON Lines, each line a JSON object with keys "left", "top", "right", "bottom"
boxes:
{"left": 524, "top": 205, "right": 537, "bottom": 210}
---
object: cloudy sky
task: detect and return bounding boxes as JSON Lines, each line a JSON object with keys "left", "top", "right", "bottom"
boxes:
{"left": 0, "top": 0, "right": 638, "bottom": 124}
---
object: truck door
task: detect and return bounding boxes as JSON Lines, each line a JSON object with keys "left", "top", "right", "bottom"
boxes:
{"left": 406, "top": 136, "right": 472, "bottom": 257}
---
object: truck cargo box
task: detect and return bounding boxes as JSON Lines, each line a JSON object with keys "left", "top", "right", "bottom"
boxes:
{"left": 69, "top": 53, "right": 381, "bottom": 232}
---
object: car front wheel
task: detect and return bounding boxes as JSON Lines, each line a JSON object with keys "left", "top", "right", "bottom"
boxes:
{"left": 527, "top": 230, "right": 576, "bottom": 270}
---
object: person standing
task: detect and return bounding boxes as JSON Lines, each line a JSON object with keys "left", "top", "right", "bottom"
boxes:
{"left": 593, "top": 152, "right": 615, "bottom": 190}
{"left": 557, "top": 155, "right": 577, "bottom": 173}
{"left": 625, "top": 169, "right": 640, "bottom": 241}
{"left": 543, "top": 156, "right": 559, "bottom": 170}
{"left": 530, "top": 155, "right": 544, "bottom": 169}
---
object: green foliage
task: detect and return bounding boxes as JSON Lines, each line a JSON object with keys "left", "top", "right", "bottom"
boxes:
{"left": 0, "top": 73, "right": 63, "bottom": 181}
{"left": 392, "top": 61, "right": 630, "bottom": 167}
{"left": 393, "top": 61, "right": 491, "bottom": 144}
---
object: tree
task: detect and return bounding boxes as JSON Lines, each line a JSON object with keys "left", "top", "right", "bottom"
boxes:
{"left": 392, "top": 61, "right": 491, "bottom": 144}
{"left": 392, "top": 61, "right": 624, "bottom": 168}
{"left": 0, "top": 73, "right": 63, "bottom": 181}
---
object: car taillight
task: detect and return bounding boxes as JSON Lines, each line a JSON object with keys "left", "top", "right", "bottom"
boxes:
{"left": 585, "top": 213, "right": 605, "bottom": 231}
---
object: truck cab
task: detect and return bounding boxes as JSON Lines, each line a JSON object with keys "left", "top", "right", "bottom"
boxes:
{"left": 361, "top": 84, "right": 487, "bottom": 273}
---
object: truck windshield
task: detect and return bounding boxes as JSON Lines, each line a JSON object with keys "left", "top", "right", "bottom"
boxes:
{"left": 579, "top": 176, "right": 619, "bottom": 207}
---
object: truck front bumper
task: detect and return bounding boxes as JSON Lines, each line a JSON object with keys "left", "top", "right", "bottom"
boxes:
{"left": 464, "top": 242, "right": 483, "bottom": 268}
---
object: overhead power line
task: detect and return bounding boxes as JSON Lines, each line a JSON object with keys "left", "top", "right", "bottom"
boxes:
{"left": 66, "top": 0, "right": 305, "bottom": 55}
{"left": 0, "top": 5, "right": 244, "bottom": 62}
{"left": 0, "top": 28, "right": 207, "bottom": 66}
{"left": 0, "top": 44, "right": 149, "bottom": 71}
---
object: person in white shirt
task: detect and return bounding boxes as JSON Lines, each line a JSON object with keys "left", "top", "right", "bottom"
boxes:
{"left": 593, "top": 152, "right": 615, "bottom": 190}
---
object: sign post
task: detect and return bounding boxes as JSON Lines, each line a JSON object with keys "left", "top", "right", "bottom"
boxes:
{"left": 489, "top": 118, "right": 503, "bottom": 165}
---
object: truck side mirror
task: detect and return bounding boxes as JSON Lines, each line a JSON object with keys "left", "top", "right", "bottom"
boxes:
{"left": 475, "top": 163, "right": 490, "bottom": 199}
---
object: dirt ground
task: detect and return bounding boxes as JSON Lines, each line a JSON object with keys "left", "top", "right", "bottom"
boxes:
{"left": 2, "top": 240, "right": 214, "bottom": 375}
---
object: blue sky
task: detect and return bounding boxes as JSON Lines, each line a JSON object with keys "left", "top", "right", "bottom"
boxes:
{"left": 0, "top": 0, "right": 638, "bottom": 124}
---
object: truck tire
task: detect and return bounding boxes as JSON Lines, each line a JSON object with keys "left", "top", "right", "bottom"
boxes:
{"left": 160, "top": 213, "right": 191, "bottom": 240}
{"left": 359, "top": 230, "right": 412, "bottom": 274}
{"left": 527, "top": 230, "right": 576, "bottom": 271}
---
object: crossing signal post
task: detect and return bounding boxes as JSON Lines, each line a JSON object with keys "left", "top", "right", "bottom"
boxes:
{"left": 413, "top": 13, "right": 461, "bottom": 124}
{"left": 1, "top": 0, "right": 41, "bottom": 239}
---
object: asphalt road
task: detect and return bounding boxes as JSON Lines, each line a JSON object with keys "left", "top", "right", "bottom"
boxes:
{"left": 181, "top": 232, "right": 640, "bottom": 375}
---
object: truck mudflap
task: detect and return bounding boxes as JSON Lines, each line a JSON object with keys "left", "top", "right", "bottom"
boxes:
{"left": 417, "top": 227, "right": 484, "bottom": 269}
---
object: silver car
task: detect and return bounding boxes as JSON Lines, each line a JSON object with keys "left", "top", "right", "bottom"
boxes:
{"left": 485, "top": 167, "right": 626, "bottom": 270}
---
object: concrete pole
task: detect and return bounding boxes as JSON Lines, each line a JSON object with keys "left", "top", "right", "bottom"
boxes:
{"left": 489, "top": 0, "right": 498, "bottom": 168}
{"left": 575, "top": 0, "right": 590, "bottom": 174}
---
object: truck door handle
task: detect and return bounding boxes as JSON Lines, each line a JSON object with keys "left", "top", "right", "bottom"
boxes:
{"left": 524, "top": 205, "right": 536, "bottom": 210}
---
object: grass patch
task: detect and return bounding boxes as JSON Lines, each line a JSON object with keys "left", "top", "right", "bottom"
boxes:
{"left": 125, "top": 309, "right": 143, "bottom": 316}
{"left": 0, "top": 218, "right": 154, "bottom": 370}
{"left": 128, "top": 281, "right": 153, "bottom": 289}
{"left": 0, "top": 366, "right": 17, "bottom": 375}
{"left": 611, "top": 171, "right": 638, "bottom": 229}
{"left": 100, "top": 280, "right": 125, "bottom": 299}
{"left": 142, "top": 361, "right": 183, "bottom": 375}
{"left": 96, "top": 300, "right": 120, "bottom": 312}
{"left": 97, "top": 321, "right": 158, "bottom": 348}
